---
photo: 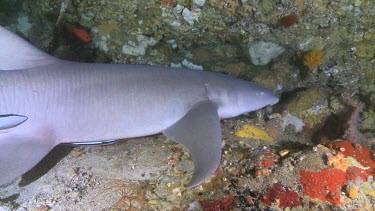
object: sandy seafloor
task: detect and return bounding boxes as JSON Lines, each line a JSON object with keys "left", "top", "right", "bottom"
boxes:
{"left": 1, "top": 0, "right": 375, "bottom": 210}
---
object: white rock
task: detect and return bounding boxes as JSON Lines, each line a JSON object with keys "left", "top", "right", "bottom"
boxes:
{"left": 170, "top": 20, "right": 181, "bottom": 28}
{"left": 167, "top": 39, "right": 177, "bottom": 49}
{"left": 96, "top": 40, "right": 109, "bottom": 52}
{"left": 171, "top": 63, "right": 182, "bottom": 68}
{"left": 182, "top": 8, "right": 193, "bottom": 25}
{"left": 182, "top": 59, "right": 203, "bottom": 70}
{"left": 171, "top": 59, "right": 203, "bottom": 70}
{"left": 91, "top": 27, "right": 99, "bottom": 33}
{"left": 194, "top": 0, "right": 205, "bottom": 7}
{"left": 281, "top": 112, "right": 305, "bottom": 132}
{"left": 182, "top": 8, "right": 201, "bottom": 25}
{"left": 174, "top": 4, "right": 184, "bottom": 14}
{"left": 187, "top": 201, "right": 202, "bottom": 211}
{"left": 122, "top": 35, "right": 158, "bottom": 56}
{"left": 248, "top": 41, "right": 285, "bottom": 65}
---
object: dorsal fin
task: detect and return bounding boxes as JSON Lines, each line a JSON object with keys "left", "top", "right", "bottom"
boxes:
{"left": 0, "top": 25, "right": 59, "bottom": 70}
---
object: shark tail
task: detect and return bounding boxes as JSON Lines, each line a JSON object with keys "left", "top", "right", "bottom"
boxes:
{"left": 0, "top": 127, "right": 56, "bottom": 186}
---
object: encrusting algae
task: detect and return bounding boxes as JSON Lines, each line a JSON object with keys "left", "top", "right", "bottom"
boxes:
{"left": 235, "top": 125, "right": 274, "bottom": 142}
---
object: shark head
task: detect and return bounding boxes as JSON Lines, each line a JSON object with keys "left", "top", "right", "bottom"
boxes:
{"left": 206, "top": 74, "right": 279, "bottom": 119}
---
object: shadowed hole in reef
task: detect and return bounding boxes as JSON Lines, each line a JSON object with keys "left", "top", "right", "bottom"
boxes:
{"left": 0, "top": 193, "right": 20, "bottom": 208}
{"left": 311, "top": 108, "right": 353, "bottom": 144}
{"left": 271, "top": 87, "right": 309, "bottom": 115}
{"left": 276, "top": 87, "right": 309, "bottom": 106}
{"left": 274, "top": 141, "right": 311, "bottom": 153}
{"left": 0, "top": 193, "right": 19, "bottom": 202}
{"left": 19, "top": 145, "right": 74, "bottom": 187}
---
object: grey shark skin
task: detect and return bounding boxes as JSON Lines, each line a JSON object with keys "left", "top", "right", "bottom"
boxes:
{"left": 0, "top": 25, "right": 278, "bottom": 188}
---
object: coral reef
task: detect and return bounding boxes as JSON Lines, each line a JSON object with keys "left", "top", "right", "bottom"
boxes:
{"left": 297, "top": 140, "right": 375, "bottom": 208}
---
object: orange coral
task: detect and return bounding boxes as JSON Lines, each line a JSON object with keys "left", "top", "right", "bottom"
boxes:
{"left": 199, "top": 193, "right": 236, "bottom": 211}
{"left": 280, "top": 13, "right": 298, "bottom": 27}
{"left": 258, "top": 152, "right": 276, "bottom": 169}
{"left": 255, "top": 152, "right": 277, "bottom": 177}
{"left": 303, "top": 50, "right": 323, "bottom": 69}
{"left": 327, "top": 152, "right": 349, "bottom": 171}
{"left": 329, "top": 140, "right": 375, "bottom": 178}
{"left": 299, "top": 168, "right": 347, "bottom": 206}
{"left": 261, "top": 183, "right": 301, "bottom": 208}
{"left": 161, "top": 0, "right": 173, "bottom": 8}
{"left": 346, "top": 166, "right": 368, "bottom": 182}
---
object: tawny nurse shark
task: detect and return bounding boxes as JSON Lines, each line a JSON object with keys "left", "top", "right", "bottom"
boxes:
{"left": 0, "top": 25, "right": 278, "bottom": 188}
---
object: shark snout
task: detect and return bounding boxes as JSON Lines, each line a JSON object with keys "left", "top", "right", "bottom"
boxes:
{"left": 256, "top": 89, "right": 279, "bottom": 107}
{"left": 270, "top": 96, "right": 279, "bottom": 106}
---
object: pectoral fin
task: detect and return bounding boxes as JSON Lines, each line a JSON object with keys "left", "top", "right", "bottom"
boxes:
{"left": 0, "top": 114, "right": 28, "bottom": 130}
{"left": 163, "top": 100, "right": 222, "bottom": 189}
{"left": 0, "top": 128, "right": 56, "bottom": 186}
